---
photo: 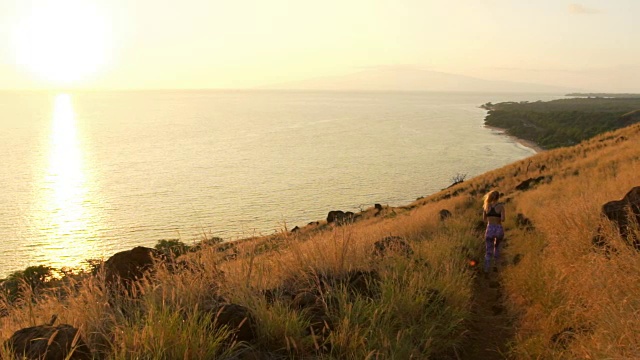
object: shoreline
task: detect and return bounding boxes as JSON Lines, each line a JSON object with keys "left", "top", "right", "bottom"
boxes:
{"left": 483, "top": 124, "right": 545, "bottom": 153}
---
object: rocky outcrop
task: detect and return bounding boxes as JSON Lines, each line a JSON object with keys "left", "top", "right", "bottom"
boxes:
{"left": 205, "top": 303, "right": 257, "bottom": 343}
{"left": 515, "top": 176, "right": 551, "bottom": 191}
{"left": 512, "top": 253, "right": 523, "bottom": 266}
{"left": 374, "top": 203, "right": 384, "bottom": 217}
{"left": 550, "top": 325, "right": 592, "bottom": 349}
{"left": 326, "top": 210, "right": 355, "bottom": 225}
{"left": 4, "top": 322, "right": 91, "bottom": 360}
{"left": 516, "top": 213, "right": 535, "bottom": 231}
{"left": 373, "top": 236, "right": 414, "bottom": 258}
{"left": 439, "top": 209, "right": 452, "bottom": 221}
{"left": 291, "top": 291, "right": 332, "bottom": 338}
{"left": 104, "top": 246, "right": 161, "bottom": 288}
{"left": 601, "top": 186, "right": 640, "bottom": 249}
{"left": 261, "top": 269, "right": 381, "bottom": 351}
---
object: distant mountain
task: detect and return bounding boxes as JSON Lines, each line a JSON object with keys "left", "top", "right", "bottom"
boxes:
{"left": 262, "top": 67, "right": 576, "bottom": 93}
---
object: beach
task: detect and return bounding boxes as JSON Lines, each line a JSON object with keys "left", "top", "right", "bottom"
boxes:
{"left": 484, "top": 124, "right": 545, "bottom": 153}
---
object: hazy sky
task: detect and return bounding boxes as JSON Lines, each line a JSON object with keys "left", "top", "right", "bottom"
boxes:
{"left": 1, "top": 0, "right": 638, "bottom": 91}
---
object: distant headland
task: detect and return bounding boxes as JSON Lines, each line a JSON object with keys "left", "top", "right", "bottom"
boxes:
{"left": 482, "top": 97, "right": 640, "bottom": 149}
{"left": 566, "top": 92, "right": 640, "bottom": 98}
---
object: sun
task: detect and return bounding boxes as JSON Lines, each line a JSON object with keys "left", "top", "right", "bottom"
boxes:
{"left": 13, "top": 0, "right": 111, "bottom": 85}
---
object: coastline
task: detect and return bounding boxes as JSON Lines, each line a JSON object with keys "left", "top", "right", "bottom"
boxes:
{"left": 484, "top": 124, "right": 545, "bottom": 153}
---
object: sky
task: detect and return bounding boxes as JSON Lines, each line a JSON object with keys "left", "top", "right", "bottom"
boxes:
{"left": 1, "top": 0, "right": 638, "bottom": 92}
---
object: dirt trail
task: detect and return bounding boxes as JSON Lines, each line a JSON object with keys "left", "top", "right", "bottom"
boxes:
{"left": 458, "top": 243, "right": 516, "bottom": 360}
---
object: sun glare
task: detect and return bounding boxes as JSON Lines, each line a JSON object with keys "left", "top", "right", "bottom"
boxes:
{"left": 13, "top": 1, "right": 111, "bottom": 85}
{"left": 37, "top": 94, "right": 96, "bottom": 269}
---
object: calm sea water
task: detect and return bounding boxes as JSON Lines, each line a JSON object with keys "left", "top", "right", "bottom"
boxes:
{"left": 0, "top": 90, "right": 562, "bottom": 277}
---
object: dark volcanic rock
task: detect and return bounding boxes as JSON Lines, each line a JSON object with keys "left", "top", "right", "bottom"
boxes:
{"left": 279, "top": 269, "right": 382, "bottom": 304}
{"left": 5, "top": 323, "right": 91, "bottom": 360}
{"left": 374, "top": 203, "right": 384, "bottom": 217}
{"left": 601, "top": 186, "right": 640, "bottom": 249}
{"left": 515, "top": 176, "right": 549, "bottom": 191}
{"left": 438, "top": 209, "right": 452, "bottom": 221}
{"left": 516, "top": 213, "right": 535, "bottom": 231}
{"left": 291, "top": 291, "right": 321, "bottom": 310}
{"left": 373, "top": 236, "right": 414, "bottom": 258}
{"left": 260, "top": 268, "right": 382, "bottom": 352}
{"left": 512, "top": 253, "right": 523, "bottom": 266}
{"left": 207, "top": 303, "right": 257, "bottom": 343}
{"left": 326, "top": 210, "right": 344, "bottom": 224}
{"left": 291, "top": 291, "right": 332, "bottom": 337}
{"left": 104, "top": 246, "right": 161, "bottom": 287}
{"left": 326, "top": 210, "right": 355, "bottom": 225}
{"left": 343, "top": 270, "right": 381, "bottom": 299}
{"left": 550, "top": 326, "right": 592, "bottom": 349}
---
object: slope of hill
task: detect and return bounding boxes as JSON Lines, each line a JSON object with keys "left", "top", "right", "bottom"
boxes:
{"left": 483, "top": 97, "right": 640, "bottom": 149}
{"left": 262, "top": 67, "right": 575, "bottom": 93}
{"left": 0, "top": 123, "right": 639, "bottom": 358}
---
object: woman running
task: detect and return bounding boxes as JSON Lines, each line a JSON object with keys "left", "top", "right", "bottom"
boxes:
{"left": 482, "top": 190, "right": 505, "bottom": 274}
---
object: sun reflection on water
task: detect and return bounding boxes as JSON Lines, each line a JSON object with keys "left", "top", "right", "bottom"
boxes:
{"left": 35, "top": 94, "right": 98, "bottom": 270}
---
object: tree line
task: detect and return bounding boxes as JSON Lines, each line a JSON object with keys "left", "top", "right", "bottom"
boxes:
{"left": 482, "top": 97, "right": 640, "bottom": 149}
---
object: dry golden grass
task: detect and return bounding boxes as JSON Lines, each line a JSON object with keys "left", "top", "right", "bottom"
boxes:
{"left": 497, "top": 124, "right": 640, "bottom": 359}
{"left": 1, "top": 123, "right": 639, "bottom": 359}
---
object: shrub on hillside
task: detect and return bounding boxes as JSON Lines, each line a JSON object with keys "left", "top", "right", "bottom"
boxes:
{"left": 0, "top": 265, "right": 55, "bottom": 303}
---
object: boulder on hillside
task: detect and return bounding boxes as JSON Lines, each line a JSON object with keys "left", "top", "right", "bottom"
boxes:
{"left": 104, "top": 246, "right": 162, "bottom": 288}
{"left": 342, "top": 270, "right": 381, "bottom": 299}
{"left": 515, "top": 176, "right": 550, "bottom": 191}
{"left": 439, "top": 209, "right": 452, "bottom": 221}
{"left": 205, "top": 303, "right": 257, "bottom": 343}
{"left": 272, "top": 269, "right": 382, "bottom": 305}
{"left": 291, "top": 291, "right": 322, "bottom": 310}
{"left": 374, "top": 203, "right": 384, "bottom": 217}
{"left": 4, "top": 323, "right": 91, "bottom": 360}
{"left": 326, "top": 210, "right": 355, "bottom": 225}
{"left": 373, "top": 236, "right": 414, "bottom": 258}
{"left": 516, "top": 213, "right": 535, "bottom": 231}
{"left": 601, "top": 186, "right": 640, "bottom": 249}
{"left": 512, "top": 253, "right": 523, "bottom": 265}
{"left": 326, "top": 210, "right": 343, "bottom": 223}
{"left": 291, "top": 291, "right": 332, "bottom": 338}
{"left": 550, "top": 325, "right": 592, "bottom": 349}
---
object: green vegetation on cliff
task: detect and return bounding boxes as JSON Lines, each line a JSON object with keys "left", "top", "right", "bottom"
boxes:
{"left": 483, "top": 97, "right": 640, "bottom": 149}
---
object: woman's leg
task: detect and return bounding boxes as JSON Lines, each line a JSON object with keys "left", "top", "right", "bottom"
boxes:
{"left": 484, "top": 236, "right": 494, "bottom": 272}
{"left": 493, "top": 227, "right": 505, "bottom": 263}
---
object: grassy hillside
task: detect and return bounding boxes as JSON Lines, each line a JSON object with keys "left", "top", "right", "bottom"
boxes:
{"left": 1, "top": 123, "right": 639, "bottom": 359}
{"left": 483, "top": 97, "right": 640, "bottom": 149}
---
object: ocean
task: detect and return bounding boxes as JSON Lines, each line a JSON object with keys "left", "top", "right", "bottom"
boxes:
{"left": 0, "top": 90, "right": 563, "bottom": 277}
